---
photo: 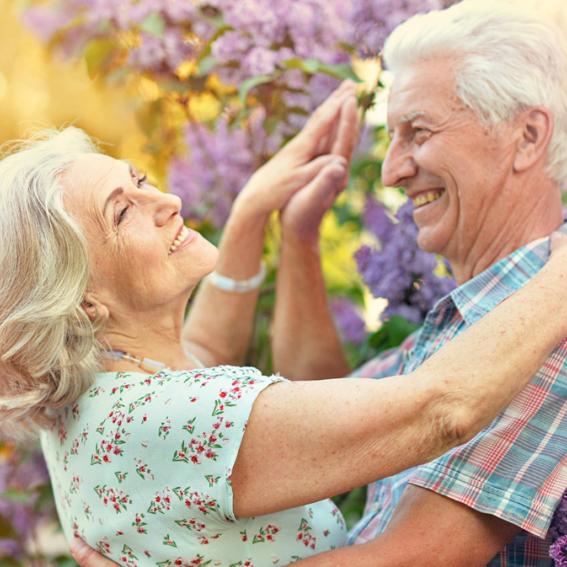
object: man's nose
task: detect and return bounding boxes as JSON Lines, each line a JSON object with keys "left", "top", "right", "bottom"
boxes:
{"left": 381, "top": 137, "right": 418, "bottom": 188}
{"left": 153, "top": 192, "right": 182, "bottom": 226}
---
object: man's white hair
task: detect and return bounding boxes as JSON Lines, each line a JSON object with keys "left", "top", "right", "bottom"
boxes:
{"left": 382, "top": 0, "right": 567, "bottom": 184}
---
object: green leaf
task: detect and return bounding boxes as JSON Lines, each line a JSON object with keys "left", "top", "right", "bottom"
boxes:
{"left": 238, "top": 75, "right": 273, "bottom": 104}
{"left": 83, "top": 39, "right": 115, "bottom": 79}
{"left": 139, "top": 13, "right": 165, "bottom": 38}
{"left": 196, "top": 55, "right": 218, "bottom": 78}
{"left": 283, "top": 58, "right": 362, "bottom": 82}
{"left": 0, "top": 489, "right": 32, "bottom": 504}
{"left": 318, "top": 62, "right": 362, "bottom": 83}
{"left": 283, "top": 58, "right": 320, "bottom": 74}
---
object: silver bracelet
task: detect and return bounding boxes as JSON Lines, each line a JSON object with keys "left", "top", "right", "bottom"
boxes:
{"left": 205, "top": 262, "right": 267, "bottom": 293}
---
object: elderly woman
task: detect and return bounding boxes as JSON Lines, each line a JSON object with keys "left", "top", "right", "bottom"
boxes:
{"left": 3, "top": 82, "right": 567, "bottom": 567}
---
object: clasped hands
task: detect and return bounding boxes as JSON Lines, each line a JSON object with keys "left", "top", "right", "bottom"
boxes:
{"left": 232, "top": 80, "right": 360, "bottom": 244}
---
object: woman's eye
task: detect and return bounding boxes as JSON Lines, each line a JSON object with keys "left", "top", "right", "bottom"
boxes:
{"left": 117, "top": 206, "right": 129, "bottom": 225}
{"left": 137, "top": 174, "right": 147, "bottom": 188}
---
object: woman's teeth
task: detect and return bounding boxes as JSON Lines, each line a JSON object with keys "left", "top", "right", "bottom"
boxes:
{"left": 169, "top": 226, "right": 190, "bottom": 254}
{"left": 413, "top": 190, "right": 444, "bottom": 208}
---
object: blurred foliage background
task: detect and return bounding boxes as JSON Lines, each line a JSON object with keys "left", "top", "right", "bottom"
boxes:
{"left": 1, "top": 0, "right": 567, "bottom": 565}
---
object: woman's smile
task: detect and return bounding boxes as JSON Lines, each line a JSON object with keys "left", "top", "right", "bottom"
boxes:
{"left": 169, "top": 224, "right": 198, "bottom": 255}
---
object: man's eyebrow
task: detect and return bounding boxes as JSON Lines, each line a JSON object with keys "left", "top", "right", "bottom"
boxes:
{"left": 400, "top": 111, "right": 430, "bottom": 123}
{"left": 103, "top": 187, "right": 124, "bottom": 217}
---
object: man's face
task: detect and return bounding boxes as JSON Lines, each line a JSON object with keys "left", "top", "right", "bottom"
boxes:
{"left": 382, "top": 57, "right": 517, "bottom": 263}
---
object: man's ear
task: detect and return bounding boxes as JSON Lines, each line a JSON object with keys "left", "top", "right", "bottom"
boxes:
{"left": 81, "top": 293, "right": 109, "bottom": 323}
{"left": 513, "top": 106, "right": 554, "bottom": 173}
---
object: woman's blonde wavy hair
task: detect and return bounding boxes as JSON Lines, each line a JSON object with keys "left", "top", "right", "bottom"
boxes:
{"left": 0, "top": 127, "right": 105, "bottom": 439}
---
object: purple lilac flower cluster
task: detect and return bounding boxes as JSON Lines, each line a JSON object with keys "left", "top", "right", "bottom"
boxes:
{"left": 330, "top": 298, "right": 367, "bottom": 346}
{"left": 549, "top": 490, "right": 567, "bottom": 565}
{"left": 0, "top": 446, "right": 54, "bottom": 558}
{"left": 168, "top": 120, "right": 256, "bottom": 228}
{"left": 355, "top": 198, "right": 456, "bottom": 325}
{"left": 348, "top": 0, "right": 444, "bottom": 58}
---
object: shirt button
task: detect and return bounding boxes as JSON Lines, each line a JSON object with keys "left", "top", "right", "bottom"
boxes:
{"left": 371, "top": 502, "right": 381, "bottom": 513}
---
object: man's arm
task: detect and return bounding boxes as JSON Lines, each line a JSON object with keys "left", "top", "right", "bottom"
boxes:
{"left": 70, "top": 487, "right": 521, "bottom": 567}
{"left": 294, "top": 486, "right": 522, "bottom": 567}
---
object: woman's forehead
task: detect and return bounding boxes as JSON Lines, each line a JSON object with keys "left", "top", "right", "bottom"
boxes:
{"left": 62, "top": 154, "right": 130, "bottom": 222}
{"left": 65, "top": 154, "right": 130, "bottom": 196}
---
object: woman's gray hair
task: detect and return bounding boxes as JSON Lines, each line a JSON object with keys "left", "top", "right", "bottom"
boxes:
{"left": 0, "top": 127, "right": 104, "bottom": 438}
{"left": 383, "top": 0, "right": 567, "bottom": 184}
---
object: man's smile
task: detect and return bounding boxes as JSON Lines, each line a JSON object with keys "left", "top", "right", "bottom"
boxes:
{"left": 412, "top": 189, "right": 445, "bottom": 208}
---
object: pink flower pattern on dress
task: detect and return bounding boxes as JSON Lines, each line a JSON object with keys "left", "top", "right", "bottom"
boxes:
{"left": 41, "top": 366, "right": 346, "bottom": 565}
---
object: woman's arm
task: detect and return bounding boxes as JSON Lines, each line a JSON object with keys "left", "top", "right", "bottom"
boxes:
{"left": 181, "top": 81, "right": 358, "bottom": 366}
{"left": 271, "top": 94, "right": 359, "bottom": 380}
{"left": 232, "top": 239, "right": 567, "bottom": 518}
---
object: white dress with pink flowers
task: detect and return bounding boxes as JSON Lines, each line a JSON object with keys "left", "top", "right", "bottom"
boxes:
{"left": 41, "top": 366, "right": 347, "bottom": 567}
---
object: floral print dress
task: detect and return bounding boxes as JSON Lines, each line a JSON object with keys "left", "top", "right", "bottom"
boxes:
{"left": 41, "top": 366, "right": 347, "bottom": 567}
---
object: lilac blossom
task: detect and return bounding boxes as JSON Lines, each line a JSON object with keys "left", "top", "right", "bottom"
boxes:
{"left": 349, "top": 0, "right": 444, "bottom": 58}
{"left": 0, "top": 447, "right": 53, "bottom": 559}
{"left": 550, "top": 535, "right": 567, "bottom": 566}
{"left": 549, "top": 488, "right": 567, "bottom": 566}
{"left": 355, "top": 199, "right": 456, "bottom": 325}
{"left": 330, "top": 298, "right": 367, "bottom": 346}
{"left": 168, "top": 121, "right": 256, "bottom": 228}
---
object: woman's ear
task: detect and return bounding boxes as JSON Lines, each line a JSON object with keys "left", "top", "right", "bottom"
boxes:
{"left": 81, "top": 293, "right": 109, "bottom": 323}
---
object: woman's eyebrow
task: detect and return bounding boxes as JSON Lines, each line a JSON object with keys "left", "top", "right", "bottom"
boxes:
{"left": 103, "top": 187, "right": 124, "bottom": 216}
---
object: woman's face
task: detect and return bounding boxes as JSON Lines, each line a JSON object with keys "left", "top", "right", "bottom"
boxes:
{"left": 63, "top": 153, "right": 218, "bottom": 317}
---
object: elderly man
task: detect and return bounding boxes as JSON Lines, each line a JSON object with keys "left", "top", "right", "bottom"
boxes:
{"left": 69, "top": 1, "right": 567, "bottom": 566}
{"left": 269, "top": 1, "right": 567, "bottom": 566}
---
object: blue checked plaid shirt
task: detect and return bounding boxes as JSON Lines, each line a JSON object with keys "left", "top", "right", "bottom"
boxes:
{"left": 348, "top": 226, "right": 567, "bottom": 566}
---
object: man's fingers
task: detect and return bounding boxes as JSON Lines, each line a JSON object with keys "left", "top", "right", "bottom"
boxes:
{"left": 303, "top": 157, "right": 349, "bottom": 206}
{"left": 70, "top": 538, "right": 117, "bottom": 567}
{"left": 296, "top": 154, "right": 349, "bottom": 187}
{"left": 331, "top": 95, "right": 360, "bottom": 159}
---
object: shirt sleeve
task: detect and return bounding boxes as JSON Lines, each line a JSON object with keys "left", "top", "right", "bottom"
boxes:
{"left": 409, "top": 338, "right": 567, "bottom": 537}
{"left": 350, "top": 331, "right": 419, "bottom": 379}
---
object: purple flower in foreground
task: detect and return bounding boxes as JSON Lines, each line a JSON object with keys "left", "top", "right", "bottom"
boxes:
{"left": 330, "top": 298, "right": 367, "bottom": 346}
{"left": 550, "top": 535, "right": 567, "bottom": 566}
{"left": 356, "top": 199, "right": 455, "bottom": 325}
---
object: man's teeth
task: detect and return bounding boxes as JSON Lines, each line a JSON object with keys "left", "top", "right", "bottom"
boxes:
{"left": 413, "top": 190, "right": 444, "bottom": 208}
{"left": 169, "top": 226, "right": 190, "bottom": 254}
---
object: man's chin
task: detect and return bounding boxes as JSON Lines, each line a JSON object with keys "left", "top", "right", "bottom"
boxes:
{"left": 416, "top": 227, "right": 448, "bottom": 255}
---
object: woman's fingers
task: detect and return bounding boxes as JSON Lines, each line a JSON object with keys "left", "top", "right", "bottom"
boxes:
{"left": 70, "top": 538, "right": 118, "bottom": 567}
{"left": 331, "top": 95, "right": 360, "bottom": 160}
{"left": 293, "top": 81, "right": 356, "bottom": 157}
{"left": 550, "top": 231, "right": 567, "bottom": 254}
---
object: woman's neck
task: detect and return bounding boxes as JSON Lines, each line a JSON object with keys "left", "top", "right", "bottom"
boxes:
{"left": 102, "top": 310, "right": 196, "bottom": 374}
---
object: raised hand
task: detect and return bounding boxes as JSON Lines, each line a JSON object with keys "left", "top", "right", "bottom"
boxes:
{"left": 280, "top": 82, "right": 359, "bottom": 243}
{"left": 233, "top": 80, "right": 359, "bottom": 223}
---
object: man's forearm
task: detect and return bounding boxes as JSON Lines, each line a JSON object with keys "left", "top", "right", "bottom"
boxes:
{"left": 272, "top": 228, "right": 350, "bottom": 380}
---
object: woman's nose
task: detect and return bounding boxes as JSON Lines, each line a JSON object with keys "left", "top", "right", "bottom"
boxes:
{"left": 381, "top": 137, "right": 418, "bottom": 188}
{"left": 153, "top": 192, "right": 182, "bottom": 227}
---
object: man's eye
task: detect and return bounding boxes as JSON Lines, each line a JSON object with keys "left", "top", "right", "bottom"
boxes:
{"left": 414, "top": 128, "right": 431, "bottom": 143}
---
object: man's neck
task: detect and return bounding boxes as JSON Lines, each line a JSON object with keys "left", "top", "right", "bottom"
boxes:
{"left": 449, "top": 178, "right": 564, "bottom": 285}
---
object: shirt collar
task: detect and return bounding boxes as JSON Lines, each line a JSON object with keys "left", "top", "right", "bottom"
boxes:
{"left": 447, "top": 223, "right": 567, "bottom": 327}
